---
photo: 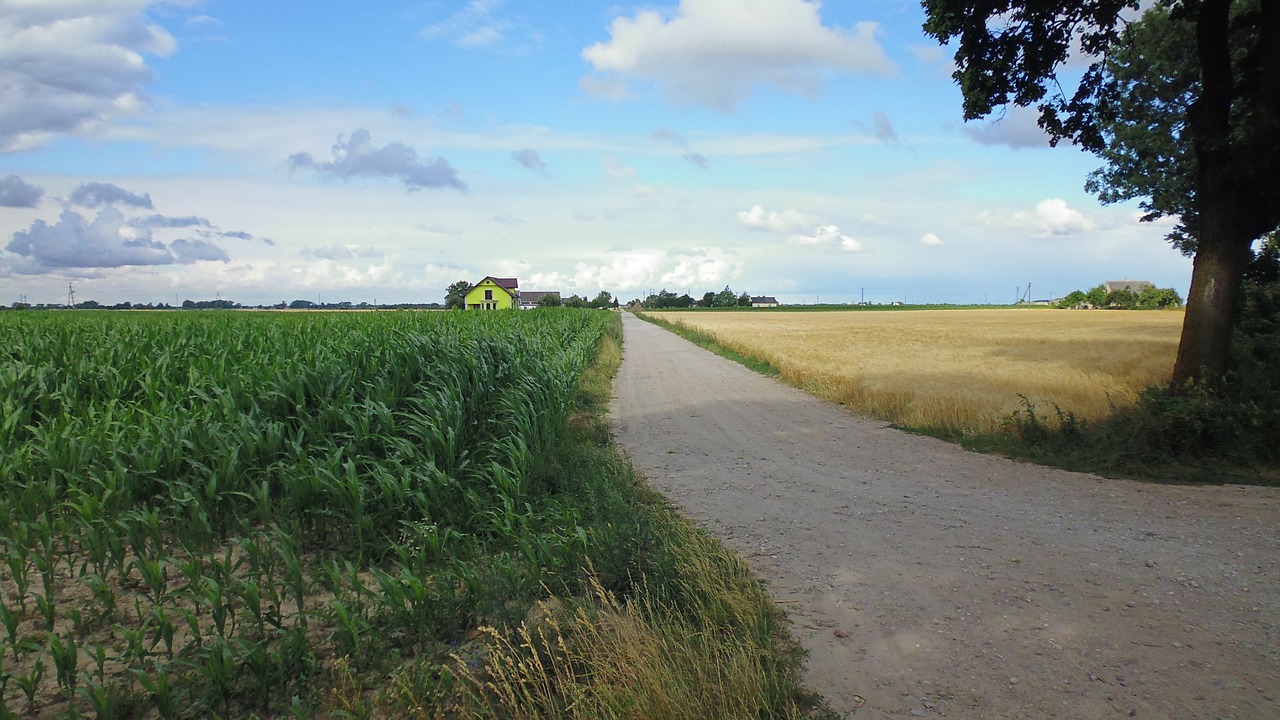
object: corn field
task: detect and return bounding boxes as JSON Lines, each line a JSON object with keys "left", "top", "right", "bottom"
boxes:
{"left": 0, "top": 309, "right": 612, "bottom": 718}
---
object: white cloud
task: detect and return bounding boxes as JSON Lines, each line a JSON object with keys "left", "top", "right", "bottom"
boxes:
{"left": 738, "top": 203, "right": 860, "bottom": 252}
{"left": 581, "top": 0, "right": 894, "bottom": 110}
{"left": 421, "top": 0, "right": 508, "bottom": 47}
{"left": 0, "top": 1, "right": 180, "bottom": 151}
{"left": 788, "top": 224, "right": 862, "bottom": 252}
{"left": 737, "top": 204, "right": 818, "bottom": 233}
{"left": 979, "top": 198, "right": 1100, "bottom": 236}
{"left": 920, "top": 232, "right": 944, "bottom": 247}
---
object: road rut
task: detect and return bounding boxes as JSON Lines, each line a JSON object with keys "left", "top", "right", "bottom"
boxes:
{"left": 608, "top": 312, "right": 1279, "bottom": 719}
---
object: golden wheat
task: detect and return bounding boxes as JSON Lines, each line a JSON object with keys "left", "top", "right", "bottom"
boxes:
{"left": 658, "top": 308, "right": 1184, "bottom": 433}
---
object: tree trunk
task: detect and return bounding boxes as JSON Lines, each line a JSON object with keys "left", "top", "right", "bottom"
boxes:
{"left": 1170, "top": 228, "right": 1253, "bottom": 387}
{"left": 1168, "top": 0, "right": 1252, "bottom": 389}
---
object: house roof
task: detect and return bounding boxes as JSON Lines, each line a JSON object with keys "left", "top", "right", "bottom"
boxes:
{"left": 520, "top": 291, "right": 560, "bottom": 304}
{"left": 751, "top": 296, "right": 779, "bottom": 304}
{"left": 470, "top": 276, "right": 519, "bottom": 296}
{"left": 1104, "top": 280, "right": 1154, "bottom": 293}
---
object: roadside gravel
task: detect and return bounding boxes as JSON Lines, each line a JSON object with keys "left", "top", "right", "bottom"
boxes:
{"left": 608, "top": 312, "right": 1279, "bottom": 719}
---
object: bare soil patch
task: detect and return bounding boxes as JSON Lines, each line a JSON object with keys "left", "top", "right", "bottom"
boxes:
{"left": 609, "top": 312, "right": 1279, "bottom": 719}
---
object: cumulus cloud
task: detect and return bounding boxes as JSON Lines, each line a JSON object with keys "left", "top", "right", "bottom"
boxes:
{"left": 169, "top": 238, "right": 231, "bottom": 264}
{"left": 0, "top": 2, "right": 179, "bottom": 151}
{"left": 581, "top": 0, "right": 894, "bottom": 110}
{"left": 964, "top": 105, "right": 1052, "bottom": 149}
{"left": 737, "top": 203, "right": 860, "bottom": 251}
{"left": 0, "top": 175, "right": 45, "bottom": 208}
{"left": 5, "top": 208, "right": 229, "bottom": 271}
{"left": 511, "top": 147, "right": 548, "bottom": 176}
{"left": 652, "top": 127, "right": 708, "bottom": 169}
{"left": 69, "top": 182, "right": 153, "bottom": 209}
{"left": 737, "top": 204, "right": 818, "bottom": 233}
{"left": 789, "top": 224, "right": 862, "bottom": 252}
{"left": 287, "top": 128, "right": 466, "bottom": 192}
{"left": 920, "top": 232, "right": 944, "bottom": 247}
{"left": 979, "top": 198, "right": 1099, "bottom": 236}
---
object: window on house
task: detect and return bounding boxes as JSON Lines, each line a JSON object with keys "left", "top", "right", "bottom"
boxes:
{"left": 485, "top": 289, "right": 493, "bottom": 300}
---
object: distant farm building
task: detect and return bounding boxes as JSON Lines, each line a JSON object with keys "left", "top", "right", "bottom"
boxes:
{"left": 465, "top": 276, "right": 519, "bottom": 310}
{"left": 1104, "top": 280, "right": 1155, "bottom": 294}
{"left": 750, "top": 296, "right": 780, "bottom": 308}
{"left": 519, "top": 291, "right": 561, "bottom": 309}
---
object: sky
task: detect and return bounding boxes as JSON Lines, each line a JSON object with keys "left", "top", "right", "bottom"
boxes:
{"left": 0, "top": 0, "right": 1194, "bottom": 307}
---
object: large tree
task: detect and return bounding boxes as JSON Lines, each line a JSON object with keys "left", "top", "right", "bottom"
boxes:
{"left": 923, "top": 0, "right": 1280, "bottom": 387}
{"left": 444, "top": 279, "right": 471, "bottom": 310}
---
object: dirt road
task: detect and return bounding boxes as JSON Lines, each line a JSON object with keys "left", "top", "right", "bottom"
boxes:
{"left": 608, "top": 312, "right": 1279, "bottom": 719}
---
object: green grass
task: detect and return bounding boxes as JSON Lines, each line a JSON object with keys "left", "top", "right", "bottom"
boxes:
{"left": 0, "top": 308, "right": 832, "bottom": 717}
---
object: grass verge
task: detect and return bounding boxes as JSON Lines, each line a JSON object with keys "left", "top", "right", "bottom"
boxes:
{"left": 636, "top": 312, "right": 781, "bottom": 378}
{"left": 332, "top": 313, "right": 836, "bottom": 718}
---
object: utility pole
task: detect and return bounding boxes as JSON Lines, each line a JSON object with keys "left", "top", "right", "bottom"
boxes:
{"left": 67, "top": 282, "right": 75, "bottom": 308}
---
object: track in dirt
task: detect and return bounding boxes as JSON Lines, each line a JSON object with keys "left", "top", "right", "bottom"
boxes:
{"left": 608, "top": 312, "right": 1279, "bottom": 719}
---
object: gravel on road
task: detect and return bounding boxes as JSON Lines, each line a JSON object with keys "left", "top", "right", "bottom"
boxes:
{"left": 608, "top": 312, "right": 1280, "bottom": 719}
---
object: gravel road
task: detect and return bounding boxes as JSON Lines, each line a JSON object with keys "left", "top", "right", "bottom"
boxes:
{"left": 608, "top": 312, "right": 1280, "bottom": 719}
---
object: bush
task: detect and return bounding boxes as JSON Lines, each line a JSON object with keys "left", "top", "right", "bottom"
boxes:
{"left": 1003, "top": 239, "right": 1279, "bottom": 480}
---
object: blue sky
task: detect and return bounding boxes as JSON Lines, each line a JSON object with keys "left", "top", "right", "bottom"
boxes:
{"left": 0, "top": 0, "right": 1192, "bottom": 306}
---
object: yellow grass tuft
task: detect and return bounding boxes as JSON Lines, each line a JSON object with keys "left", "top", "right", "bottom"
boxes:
{"left": 659, "top": 309, "right": 1184, "bottom": 433}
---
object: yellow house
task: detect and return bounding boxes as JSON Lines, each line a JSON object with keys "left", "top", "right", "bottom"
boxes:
{"left": 464, "top": 276, "right": 519, "bottom": 310}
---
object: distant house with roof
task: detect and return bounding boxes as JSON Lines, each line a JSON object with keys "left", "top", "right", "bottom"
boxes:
{"left": 750, "top": 296, "right": 780, "bottom": 308}
{"left": 1104, "top": 279, "right": 1155, "bottom": 294}
{"left": 519, "top": 291, "right": 561, "bottom": 310}
{"left": 464, "top": 276, "right": 519, "bottom": 310}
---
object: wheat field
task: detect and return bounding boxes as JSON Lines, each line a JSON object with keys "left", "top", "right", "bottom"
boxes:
{"left": 655, "top": 308, "right": 1185, "bottom": 433}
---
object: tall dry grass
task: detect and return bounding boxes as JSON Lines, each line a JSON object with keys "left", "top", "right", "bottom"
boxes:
{"left": 656, "top": 309, "right": 1184, "bottom": 433}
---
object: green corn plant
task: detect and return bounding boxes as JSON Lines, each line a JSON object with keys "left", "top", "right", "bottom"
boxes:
{"left": 132, "top": 554, "right": 168, "bottom": 607}
{"left": 148, "top": 605, "right": 177, "bottom": 660}
{"left": 47, "top": 630, "right": 78, "bottom": 696}
{"left": 2, "top": 545, "right": 30, "bottom": 614}
{"left": 85, "top": 573, "right": 117, "bottom": 627}
{"left": 134, "top": 661, "right": 176, "bottom": 720}
{"left": 14, "top": 656, "right": 43, "bottom": 717}
{"left": 197, "top": 636, "right": 238, "bottom": 716}
{"left": 0, "top": 601, "right": 19, "bottom": 660}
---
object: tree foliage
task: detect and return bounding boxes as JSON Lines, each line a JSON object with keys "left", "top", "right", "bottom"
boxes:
{"left": 1083, "top": 1, "right": 1277, "bottom": 255}
{"left": 923, "top": 0, "right": 1280, "bottom": 385}
{"left": 444, "top": 279, "right": 471, "bottom": 310}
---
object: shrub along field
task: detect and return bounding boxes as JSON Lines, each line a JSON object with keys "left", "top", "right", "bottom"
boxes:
{"left": 0, "top": 310, "right": 827, "bottom": 719}
{"left": 645, "top": 308, "right": 1184, "bottom": 433}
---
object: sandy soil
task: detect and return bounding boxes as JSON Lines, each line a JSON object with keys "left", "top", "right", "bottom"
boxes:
{"left": 608, "top": 312, "right": 1280, "bottom": 719}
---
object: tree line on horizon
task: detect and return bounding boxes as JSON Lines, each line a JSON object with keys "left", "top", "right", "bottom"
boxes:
{"left": 1058, "top": 284, "right": 1184, "bottom": 310}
